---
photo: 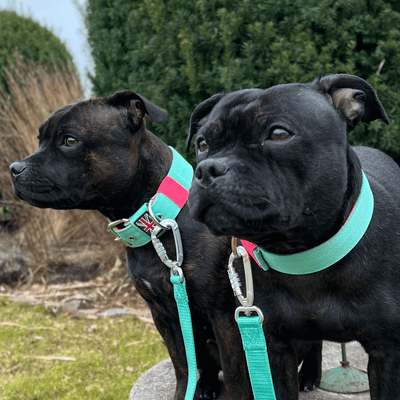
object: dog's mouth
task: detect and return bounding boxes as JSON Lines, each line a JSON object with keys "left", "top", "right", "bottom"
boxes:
{"left": 188, "top": 184, "right": 294, "bottom": 239}
{"left": 198, "top": 203, "right": 251, "bottom": 236}
{"left": 13, "top": 182, "right": 52, "bottom": 203}
{"left": 12, "top": 181, "right": 75, "bottom": 209}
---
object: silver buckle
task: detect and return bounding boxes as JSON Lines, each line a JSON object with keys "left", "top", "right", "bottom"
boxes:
{"left": 107, "top": 218, "right": 130, "bottom": 231}
{"left": 107, "top": 218, "right": 131, "bottom": 242}
{"left": 235, "top": 306, "right": 264, "bottom": 323}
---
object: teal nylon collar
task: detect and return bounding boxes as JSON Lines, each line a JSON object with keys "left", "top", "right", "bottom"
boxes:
{"left": 253, "top": 171, "right": 374, "bottom": 275}
{"left": 107, "top": 147, "right": 193, "bottom": 248}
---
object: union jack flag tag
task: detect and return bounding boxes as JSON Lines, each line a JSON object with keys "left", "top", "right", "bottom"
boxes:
{"left": 134, "top": 212, "right": 158, "bottom": 236}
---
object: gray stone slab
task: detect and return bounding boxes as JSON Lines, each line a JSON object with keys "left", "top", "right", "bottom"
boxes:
{"left": 130, "top": 358, "right": 176, "bottom": 400}
{"left": 130, "top": 341, "right": 371, "bottom": 400}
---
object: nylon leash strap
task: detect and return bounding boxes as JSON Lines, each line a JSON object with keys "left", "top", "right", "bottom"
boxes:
{"left": 108, "top": 147, "right": 197, "bottom": 399}
{"left": 151, "top": 218, "right": 197, "bottom": 400}
{"left": 170, "top": 274, "right": 197, "bottom": 400}
{"left": 228, "top": 245, "right": 276, "bottom": 400}
{"left": 237, "top": 315, "right": 276, "bottom": 400}
{"left": 231, "top": 171, "right": 374, "bottom": 398}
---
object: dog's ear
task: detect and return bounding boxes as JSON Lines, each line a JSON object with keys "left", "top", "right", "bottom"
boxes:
{"left": 136, "top": 93, "right": 168, "bottom": 123}
{"left": 107, "top": 91, "right": 167, "bottom": 126}
{"left": 186, "top": 93, "right": 226, "bottom": 152}
{"left": 317, "top": 74, "right": 389, "bottom": 132}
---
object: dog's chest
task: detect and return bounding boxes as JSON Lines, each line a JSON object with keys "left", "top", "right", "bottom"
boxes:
{"left": 258, "top": 274, "right": 370, "bottom": 341}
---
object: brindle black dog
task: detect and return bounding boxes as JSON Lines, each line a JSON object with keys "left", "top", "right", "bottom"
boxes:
{"left": 187, "top": 74, "right": 400, "bottom": 399}
{"left": 10, "top": 92, "right": 320, "bottom": 399}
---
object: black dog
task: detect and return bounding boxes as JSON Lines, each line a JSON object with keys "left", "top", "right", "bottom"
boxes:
{"left": 187, "top": 74, "right": 399, "bottom": 400}
{"left": 9, "top": 91, "right": 320, "bottom": 399}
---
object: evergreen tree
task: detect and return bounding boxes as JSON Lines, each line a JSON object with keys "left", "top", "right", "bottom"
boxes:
{"left": 87, "top": 0, "right": 400, "bottom": 160}
{"left": 0, "top": 10, "right": 74, "bottom": 93}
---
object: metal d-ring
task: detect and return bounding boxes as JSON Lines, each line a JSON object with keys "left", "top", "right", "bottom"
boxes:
{"left": 231, "top": 237, "right": 239, "bottom": 257}
{"left": 148, "top": 198, "right": 167, "bottom": 230}
{"left": 235, "top": 306, "right": 264, "bottom": 323}
{"left": 171, "top": 263, "right": 184, "bottom": 283}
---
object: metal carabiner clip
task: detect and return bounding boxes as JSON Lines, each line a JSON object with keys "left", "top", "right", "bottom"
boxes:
{"left": 228, "top": 246, "right": 254, "bottom": 307}
{"left": 148, "top": 202, "right": 185, "bottom": 282}
{"left": 228, "top": 243, "right": 264, "bottom": 323}
{"left": 158, "top": 219, "right": 184, "bottom": 267}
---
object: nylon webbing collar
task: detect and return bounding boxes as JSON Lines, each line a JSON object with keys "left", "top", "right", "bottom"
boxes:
{"left": 107, "top": 147, "right": 193, "bottom": 248}
{"left": 242, "top": 171, "right": 374, "bottom": 275}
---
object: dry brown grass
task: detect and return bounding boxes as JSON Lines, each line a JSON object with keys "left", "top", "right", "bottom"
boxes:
{"left": 0, "top": 54, "right": 125, "bottom": 283}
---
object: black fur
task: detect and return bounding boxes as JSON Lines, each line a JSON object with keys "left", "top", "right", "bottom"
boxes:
{"left": 187, "top": 74, "right": 399, "bottom": 400}
{"left": 10, "top": 91, "right": 321, "bottom": 399}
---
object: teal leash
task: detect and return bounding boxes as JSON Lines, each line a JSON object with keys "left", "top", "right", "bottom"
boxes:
{"left": 228, "top": 246, "right": 277, "bottom": 400}
{"left": 107, "top": 148, "right": 197, "bottom": 399}
{"left": 237, "top": 316, "right": 276, "bottom": 400}
{"left": 170, "top": 274, "right": 197, "bottom": 400}
{"left": 150, "top": 218, "right": 197, "bottom": 400}
{"left": 231, "top": 171, "right": 374, "bottom": 399}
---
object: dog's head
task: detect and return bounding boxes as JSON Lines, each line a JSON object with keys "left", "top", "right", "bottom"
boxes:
{"left": 187, "top": 74, "right": 388, "bottom": 250}
{"left": 9, "top": 91, "right": 167, "bottom": 210}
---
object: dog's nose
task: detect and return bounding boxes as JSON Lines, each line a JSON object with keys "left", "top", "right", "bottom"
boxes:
{"left": 195, "top": 159, "right": 228, "bottom": 186}
{"left": 9, "top": 162, "right": 26, "bottom": 178}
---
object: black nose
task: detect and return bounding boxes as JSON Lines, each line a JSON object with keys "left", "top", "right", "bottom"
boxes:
{"left": 195, "top": 158, "right": 229, "bottom": 186}
{"left": 9, "top": 161, "right": 26, "bottom": 178}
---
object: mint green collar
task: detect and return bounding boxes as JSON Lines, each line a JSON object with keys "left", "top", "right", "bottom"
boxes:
{"left": 107, "top": 147, "right": 193, "bottom": 248}
{"left": 252, "top": 171, "right": 374, "bottom": 275}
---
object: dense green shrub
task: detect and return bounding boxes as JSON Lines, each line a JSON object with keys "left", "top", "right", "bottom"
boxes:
{"left": 0, "top": 10, "right": 74, "bottom": 93}
{"left": 87, "top": 0, "right": 400, "bottom": 160}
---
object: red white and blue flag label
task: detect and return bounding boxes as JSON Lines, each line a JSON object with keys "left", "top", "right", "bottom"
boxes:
{"left": 134, "top": 212, "right": 157, "bottom": 236}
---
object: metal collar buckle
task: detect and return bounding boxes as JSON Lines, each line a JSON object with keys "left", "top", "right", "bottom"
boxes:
{"left": 107, "top": 218, "right": 134, "bottom": 246}
{"left": 149, "top": 200, "right": 184, "bottom": 282}
{"left": 107, "top": 218, "right": 130, "bottom": 232}
{"left": 229, "top": 238, "right": 264, "bottom": 323}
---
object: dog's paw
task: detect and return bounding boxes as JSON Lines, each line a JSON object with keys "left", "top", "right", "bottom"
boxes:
{"left": 296, "top": 340, "right": 322, "bottom": 392}
{"left": 195, "top": 376, "right": 222, "bottom": 399}
{"left": 298, "top": 370, "right": 321, "bottom": 392}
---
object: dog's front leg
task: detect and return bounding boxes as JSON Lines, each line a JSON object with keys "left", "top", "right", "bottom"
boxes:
{"left": 150, "top": 308, "right": 192, "bottom": 400}
{"left": 267, "top": 338, "right": 299, "bottom": 400}
{"left": 368, "top": 346, "right": 400, "bottom": 400}
{"left": 211, "top": 313, "right": 252, "bottom": 399}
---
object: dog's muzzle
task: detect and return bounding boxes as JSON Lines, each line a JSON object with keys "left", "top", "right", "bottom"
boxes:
{"left": 194, "top": 158, "right": 229, "bottom": 188}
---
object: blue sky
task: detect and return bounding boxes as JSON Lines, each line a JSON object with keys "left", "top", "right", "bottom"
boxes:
{"left": 0, "top": 0, "right": 94, "bottom": 97}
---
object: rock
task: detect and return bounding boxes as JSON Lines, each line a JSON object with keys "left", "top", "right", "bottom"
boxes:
{"left": 0, "top": 249, "right": 27, "bottom": 285}
{"left": 101, "top": 308, "right": 132, "bottom": 318}
{"left": 130, "top": 342, "right": 371, "bottom": 400}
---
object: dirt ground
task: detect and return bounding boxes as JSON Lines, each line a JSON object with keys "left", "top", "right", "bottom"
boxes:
{"left": 0, "top": 224, "right": 153, "bottom": 325}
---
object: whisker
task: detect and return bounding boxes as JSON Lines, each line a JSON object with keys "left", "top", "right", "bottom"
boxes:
{"left": 96, "top": 190, "right": 108, "bottom": 202}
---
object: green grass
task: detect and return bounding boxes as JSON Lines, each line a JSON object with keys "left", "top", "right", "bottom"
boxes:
{"left": 0, "top": 297, "right": 168, "bottom": 399}
{"left": 0, "top": 206, "right": 12, "bottom": 221}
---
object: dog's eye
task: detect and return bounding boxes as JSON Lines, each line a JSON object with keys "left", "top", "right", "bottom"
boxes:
{"left": 63, "top": 136, "right": 79, "bottom": 147}
{"left": 269, "top": 128, "right": 290, "bottom": 141}
{"left": 197, "top": 138, "right": 209, "bottom": 154}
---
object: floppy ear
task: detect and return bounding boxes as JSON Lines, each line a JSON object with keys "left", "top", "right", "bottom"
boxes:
{"left": 186, "top": 93, "right": 226, "bottom": 152}
{"left": 136, "top": 93, "right": 168, "bottom": 123}
{"left": 317, "top": 74, "right": 389, "bottom": 132}
{"left": 107, "top": 91, "right": 167, "bottom": 127}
